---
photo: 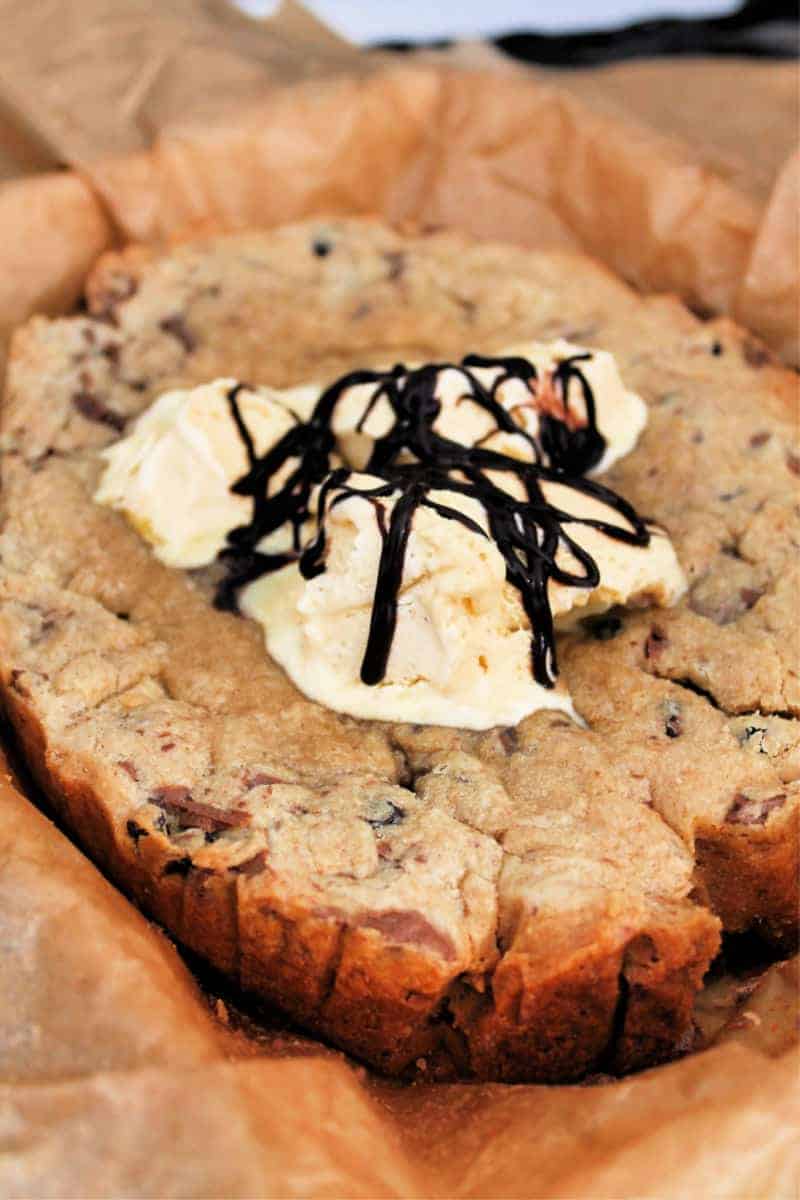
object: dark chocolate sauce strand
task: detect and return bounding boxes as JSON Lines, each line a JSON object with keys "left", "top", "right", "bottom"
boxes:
{"left": 226, "top": 384, "right": 258, "bottom": 466}
{"left": 541, "top": 354, "right": 605, "bottom": 475}
{"left": 217, "top": 352, "right": 652, "bottom": 691}
{"left": 360, "top": 484, "right": 421, "bottom": 685}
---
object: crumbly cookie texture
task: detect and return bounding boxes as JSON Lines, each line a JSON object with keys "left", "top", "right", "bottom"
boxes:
{"left": 0, "top": 218, "right": 797, "bottom": 1081}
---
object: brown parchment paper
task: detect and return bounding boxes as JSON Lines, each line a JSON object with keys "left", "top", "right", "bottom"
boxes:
{"left": 0, "top": 4, "right": 798, "bottom": 1197}
{"left": 0, "top": 1, "right": 797, "bottom": 364}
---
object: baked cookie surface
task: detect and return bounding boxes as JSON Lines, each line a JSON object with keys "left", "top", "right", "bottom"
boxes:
{"left": 0, "top": 219, "right": 797, "bottom": 1080}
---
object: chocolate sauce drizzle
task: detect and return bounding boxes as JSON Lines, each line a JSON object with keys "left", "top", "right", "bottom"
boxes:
{"left": 216, "top": 355, "right": 652, "bottom": 689}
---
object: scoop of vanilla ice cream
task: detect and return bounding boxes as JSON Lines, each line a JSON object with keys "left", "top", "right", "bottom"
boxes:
{"left": 94, "top": 378, "right": 318, "bottom": 569}
{"left": 240, "top": 474, "right": 577, "bottom": 730}
{"left": 241, "top": 469, "right": 685, "bottom": 730}
{"left": 329, "top": 341, "right": 646, "bottom": 474}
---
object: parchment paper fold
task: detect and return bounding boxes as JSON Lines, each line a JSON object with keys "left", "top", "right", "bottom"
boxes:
{"left": 0, "top": 1, "right": 796, "bottom": 363}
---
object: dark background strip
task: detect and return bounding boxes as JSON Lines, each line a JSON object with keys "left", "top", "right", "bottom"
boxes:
{"left": 377, "top": 0, "right": 799, "bottom": 64}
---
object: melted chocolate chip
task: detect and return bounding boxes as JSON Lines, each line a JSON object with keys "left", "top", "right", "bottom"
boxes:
{"left": 217, "top": 354, "right": 653, "bottom": 691}
{"left": 739, "top": 725, "right": 768, "bottom": 753}
{"left": 644, "top": 626, "right": 668, "bottom": 658}
{"left": 725, "top": 791, "right": 786, "bottom": 826}
{"left": 499, "top": 726, "right": 519, "bottom": 755}
{"left": 312, "top": 238, "right": 332, "bottom": 258}
{"left": 72, "top": 390, "right": 125, "bottom": 432}
{"left": 118, "top": 758, "right": 139, "bottom": 781}
{"left": 582, "top": 611, "right": 624, "bottom": 641}
{"left": 101, "top": 343, "right": 121, "bottom": 368}
{"left": 383, "top": 250, "right": 406, "bottom": 280}
{"left": 357, "top": 909, "right": 455, "bottom": 960}
{"left": 159, "top": 314, "right": 196, "bottom": 354}
{"left": 663, "top": 698, "right": 683, "bottom": 738}
{"left": 363, "top": 797, "right": 406, "bottom": 828}
{"left": 710, "top": 340, "right": 723, "bottom": 357}
{"left": 150, "top": 786, "right": 250, "bottom": 834}
{"left": 231, "top": 850, "right": 268, "bottom": 876}
{"left": 244, "top": 771, "right": 284, "bottom": 790}
{"left": 126, "top": 819, "right": 149, "bottom": 844}
{"left": 742, "top": 339, "right": 771, "bottom": 368}
{"left": 163, "top": 856, "right": 193, "bottom": 876}
{"left": 739, "top": 587, "right": 763, "bottom": 610}
{"left": 91, "top": 274, "right": 137, "bottom": 324}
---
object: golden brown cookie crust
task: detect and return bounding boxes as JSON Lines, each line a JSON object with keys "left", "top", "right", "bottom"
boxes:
{"left": 1, "top": 218, "right": 797, "bottom": 1079}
